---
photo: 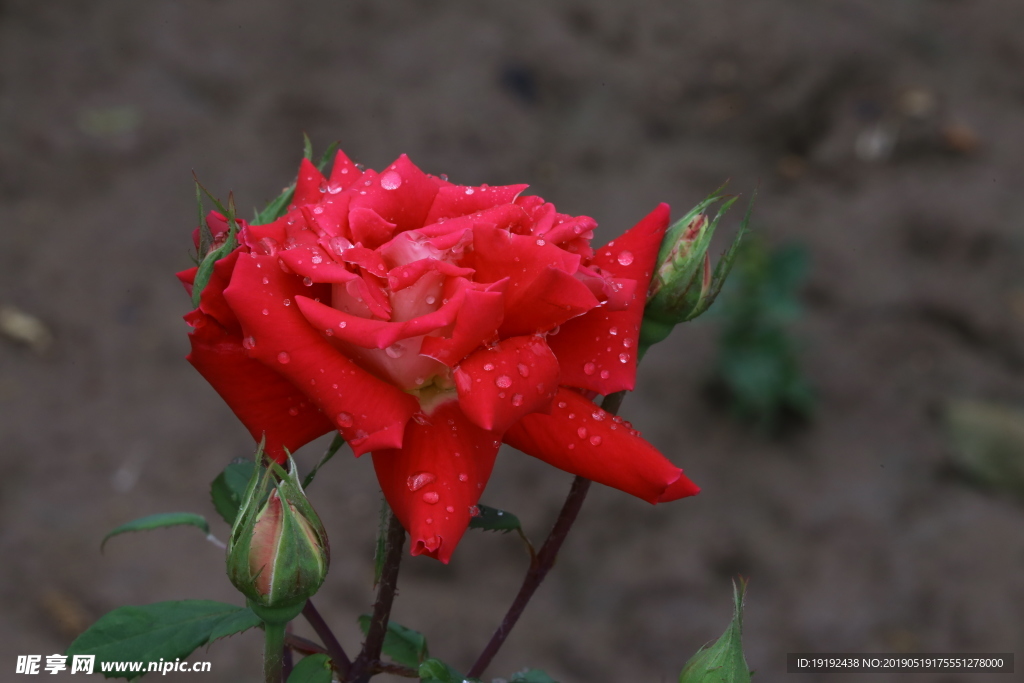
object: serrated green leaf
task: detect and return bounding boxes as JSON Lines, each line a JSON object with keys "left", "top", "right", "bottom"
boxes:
{"left": 418, "top": 658, "right": 472, "bottom": 683}
{"left": 678, "top": 581, "right": 751, "bottom": 683}
{"left": 67, "top": 601, "right": 245, "bottom": 680}
{"left": 207, "top": 607, "right": 262, "bottom": 644}
{"left": 288, "top": 653, "right": 333, "bottom": 683}
{"left": 211, "top": 458, "right": 257, "bottom": 525}
{"left": 357, "top": 615, "right": 428, "bottom": 668}
{"left": 510, "top": 669, "right": 560, "bottom": 683}
{"left": 468, "top": 504, "right": 522, "bottom": 533}
{"left": 101, "top": 513, "right": 210, "bottom": 552}
{"left": 302, "top": 433, "right": 345, "bottom": 489}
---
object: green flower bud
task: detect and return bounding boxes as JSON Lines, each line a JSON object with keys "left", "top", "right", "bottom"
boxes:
{"left": 678, "top": 580, "right": 752, "bottom": 683}
{"left": 226, "top": 447, "right": 329, "bottom": 624}
{"left": 639, "top": 187, "right": 753, "bottom": 357}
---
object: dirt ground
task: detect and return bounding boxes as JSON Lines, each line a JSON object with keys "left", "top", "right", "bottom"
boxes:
{"left": 2, "top": 1, "right": 1023, "bottom": 681}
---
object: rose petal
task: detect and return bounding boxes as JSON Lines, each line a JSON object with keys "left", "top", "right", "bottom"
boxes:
{"left": 184, "top": 310, "right": 333, "bottom": 462}
{"left": 372, "top": 400, "right": 501, "bottom": 563}
{"left": 348, "top": 155, "right": 440, "bottom": 234}
{"left": 327, "top": 149, "right": 363, "bottom": 191}
{"left": 547, "top": 203, "right": 670, "bottom": 394}
{"left": 223, "top": 253, "right": 418, "bottom": 456}
{"left": 279, "top": 245, "right": 360, "bottom": 285}
{"left": 420, "top": 285, "right": 506, "bottom": 367}
{"left": 348, "top": 207, "right": 397, "bottom": 249}
{"left": 423, "top": 184, "right": 530, "bottom": 224}
{"left": 454, "top": 335, "right": 559, "bottom": 433}
{"left": 503, "top": 387, "right": 699, "bottom": 504}
{"left": 290, "top": 158, "right": 327, "bottom": 209}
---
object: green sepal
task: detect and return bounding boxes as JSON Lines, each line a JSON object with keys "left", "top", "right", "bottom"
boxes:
{"left": 100, "top": 513, "right": 210, "bottom": 552}
{"left": 302, "top": 132, "right": 314, "bottom": 162}
{"left": 195, "top": 180, "right": 212, "bottom": 259}
{"left": 468, "top": 504, "right": 522, "bottom": 533}
{"left": 357, "top": 615, "right": 429, "bottom": 669}
{"left": 288, "top": 653, "right": 334, "bottom": 683}
{"left": 211, "top": 458, "right": 257, "bottom": 526}
{"left": 252, "top": 138, "right": 339, "bottom": 225}
{"left": 66, "top": 601, "right": 249, "bottom": 680}
{"left": 678, "top": 580, "right": 752, "bottom": 683}
{"left": 190, "top": 184, "right": 240, "bottom": 308}
{"left": 302, "top": 433, "right": 346, "bottom": 489}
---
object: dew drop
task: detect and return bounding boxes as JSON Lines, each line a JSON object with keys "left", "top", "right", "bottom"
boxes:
{"left": 617, "top": 250, "right": 634, "bottom": 266}
{"left": 536, "top": 238, "right": 546, "bottom": 246}
{"left": 469, "top": 505, "right": 480, "bottom": 517}
{"left": 583, "top": 362, "right": 596, "bottom": 375}
{"left": 422, "top": 491, "right": 439, "bottom": 505}
{"left": 439, "top": 173, "right": 449, "bottom": 181}
{"left": 609, "top": 326, "right": 619, "bottom": 336}
{"left": 568, "top": 443, "right": 576, "bottom": 450}
{"left": 446, "top": 506, "right": 455, "bottom": 513}
{"left": 557, "top": 401, "right": 567, "bottom": 409}
{"left": 262, "top": 308, "right": 270, "bottom": 316}
{"left": 325, "top": 328, "right": 334, "bottom": 336}
{"left": 283, "top": 298, "right": 292, "bottom": 307}
{"left": 568, "top": 413, "right": 576, "bottom": 419}
{"left": 336, "top": 412, "right": 353, "bottom": 427}
{"left": 338, "top": 321, "right": 347, "bottom": 329}
{"left": 426, "top": 518, "right": 433, "bottom": 524}
{"left": 329, "top": 236, "right": 350, "bottom": 256}
{"left": 311, "top": 253, "right": 323, "bottom": 264}
{"left": 592, "top": 411, "right": 605, "bottom": 421}
{"left": 495, "top": 375, "right": 512, "bottom": 388}
{"left": 242, "top": 336, "right": 256, "bottom": 350}
{"left": 623, "top": 337, "right": 634, "bottom": 348}
{"left": 619, "top": 353, "right": 629, "bottom": 363}
{"left": 262, "top": 276, "right": 270, "bottom": 285}
{"left": 511, "top": 394, "right": 524, "bottom": 406}
{"left": 288, "top": 406, "right": 299, "bottom": 416}
{"left": 517, "top": 363, "right": 530, "bottom": 377}
{"left": 327, "top": 182, "right": 343, "bottom": 194}
{"left": 458, "top": 473, "right": 469, "bottom": 482}
{"left": 380, "top": 170, "right": 403, "bottom": 190}
{"left": 277, "top": 351, "right": 291, "bottom": 364}
{"left": 303, "top": 277, "right": 313, "bottom": 287}
{"left": 577, "top": 426, "right": 588, "bottom": 439}
{"left": 407, "top": 472, "right": 436, "bottom": 492}
{"left": 464, "top": 187, "right": 475, "bottom": 195}
{"left": 258, "top": 237, "right": 279, "bottom": 256}
{"left": 312, "top": 206, "right": 324, "bottom": 215}
{"left": 590, "top": 435, "right": 603, "bottom": 446}
{"left": 385, "top": 343, "right": 405, "bottom": 359}
{"left": 425, "top": 296, "right": 436, "bottom": 305}
{"left": 483, "top": 363, "right": 495, "bottom": 371}
{"left": 600, "top": 369, "right": 610, "bottom": 379}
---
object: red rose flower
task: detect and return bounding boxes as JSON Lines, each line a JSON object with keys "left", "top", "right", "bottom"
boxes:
{"left": 179, "top": 150, "right": 698, "bottom": 562}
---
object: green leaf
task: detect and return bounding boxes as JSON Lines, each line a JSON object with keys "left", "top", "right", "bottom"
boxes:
{"left": 678, "top": 580, "right": 751, "bottom": 683}
{"left": 316, "top": 140, "right": 341, "bottom": 172}
{"left": 303, "top": 132, "right": 314, "bottom": 161}
{"left": 302, "top": 433, "right": 346, "bottom": 489}
{"left": 288, "top": 653, "right": 333, "bottom": 683}
{"left": 67, "top": 601, "right": 246, "bottom": 680}
{"left": 418, "top": 658, "right": 473, "bottom": 683}
{"left": 211, "top": 458, "right": 257, "bottom": 525}
{"left": 357, "top": 615, "right": 429, "bottom": 668}
{"left": 510, "top": 669, "right": 560, "bottom": 682}
{"left": 253, "top": 184, "right": 296, "bottom": 225}
{"left": 195, "top": 181, "right": 211, "bottom": 259}
{"left": 207, "top": 607, "right": 262, "bottom": 644}
{"left": 101, "top": 513, "right": 210, "bottom": 552}
{"left": 189, "top": 187, "right": 239, "bottom": 308}
{"left": 468, "top": 504, "right": 522, "bottom": 533}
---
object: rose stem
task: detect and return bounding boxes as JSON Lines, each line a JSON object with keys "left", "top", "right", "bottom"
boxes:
{"left": 348, "top": 509, "right": 406, "bottom": 683}
{"left": 302, "top": 599, "right": 351, "bottom": 678}
{"left": 467, "top": 390, "right": 626, "bottom": 679}
{"left": 263, "top": 622, "right": 286, "bottom": 683}
{"left": 281, "top": 624, "right": 294, "bottom": 681}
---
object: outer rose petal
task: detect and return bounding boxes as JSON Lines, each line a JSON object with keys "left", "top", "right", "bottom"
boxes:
{"left": 326, "top": 149, "right": 363, "bottom": 191}
{"left": 420, "top": 287, "right": 506, "bottom": 367}
{"left": 348, "top": 155, "right": 440, "bottom": 234}
{"left": 291, "top": 158, "right": 327, "bottom": 208}
{"left": 423, "top": 184, "right": 529, "bottom": 224}
{"left": 223, "top": 253, "right": 418, "bottom": 456}
{"left": 503, "top": 387, "right": 699, "bottom": 504}
{"left": 454, "top": 335, "right": 559, "bottom": 433}
{"left": 185, "top": 310, "right": 333, "bottom": 461}
{"left": 372, "top": 401, "right": 501, "bottom": 563}
{"left": 547, "top": 203, "right": 670, "bottom": 395}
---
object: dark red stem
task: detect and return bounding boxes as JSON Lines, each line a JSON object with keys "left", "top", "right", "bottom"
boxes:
{"left": 467, "top": 391, "right": 626, "bottom": 679}
{"left": 302, "top": 599, "right": 351, "bottom": 678}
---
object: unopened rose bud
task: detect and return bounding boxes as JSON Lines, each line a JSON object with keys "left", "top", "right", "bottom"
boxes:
{"left": 639, "top": 188, "right": 752, "bottom": 357}
{"left": 227, "top": 448, "right": 329, "bottom": 624}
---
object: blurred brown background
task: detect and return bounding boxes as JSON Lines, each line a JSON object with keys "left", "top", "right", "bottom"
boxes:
{"left": 2, "top": 1, "right": 1023, "bottom": 681}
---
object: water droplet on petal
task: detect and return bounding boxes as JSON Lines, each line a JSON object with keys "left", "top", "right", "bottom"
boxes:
{"left": 469, "top": 505, "right": 480, "bottom": 517}
{"left": 422, "top": 491, "right": 439, "bottom": 504}
{"left": 619, "top": 353, "right": 629, "bottom": 363}
{"left": 617, "top": 250, "right": 634, "bottom": 266}
{"left": 407, "top": 472, "right": 436, "bottom": 492}
{"left": 277, "top": 351, "right": 291, "bottom": 364}
{"left": 458, "top": 472, "right": 469, "bottom": 482}
{"left": 496, "top": 375, "right": 512, "bottom": 388}
{"left": 609, "top": 326, "right": 618, "bottom": 336}
{"left": 242, "top": 336, "right": 256, "bottom": 350}
{"left": 536, "top": 239, "right": 546, "bottom": 246}
{"left": 592, "top": 411, "right": 605, "bottom": 421}
{"left": 583, "top": 362, "right": 596, "bottom": 375}
{"left": 311, "top": 253, "right": 323, "bottom": 264}
{"left": 283, "top": 298, "right": 292, "bottom": 307}
{"left": 380, "top": 170, "right": 403, "bottom": 190}
{"left": 623, "top": 337, "right": 634, "bottom": 348}
{"left": 262, "top": 308, "right": 270, "bottom": 316}
{"left": 262, "top": 276, "right": 270, "bottom": 285}
{"left": 258, "top": 237, "right": 279, "bottom": 256}
{"left": 303, "top": 277, "right": 313, "bottom": 286}
{"left": 446, "top": 505, "right": 455, "bottom": 513}
{"left": 425, "top": 296, "right": 436, "bottom": 305}
{"left": 338, "top": 321, "right": 347, "bottom": 329}
{"left": 517, "top": 363, "right": 530, "bottom": 377}
{"left": 511, "top": 394, "right": 524, "bottom": 406}
{"left": 577, "top": 426, "right": 588, "bottom": 439}
{"left": 288, "top": 406, "right": 299, "bottom": 416}
{"left": 600, "top": 370, "right": 610, "bottom": 379}
{"left": 590, "top": 435, "right": 603, "bottom": 446}
{"left": 385, "top": 343, "right": 405, "bottom": 359}
{"left": 483, "top": 363, "right": 495, "bottom": 371}
{"left": 464, "top": 187, "right": 475, "bottom": 195}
